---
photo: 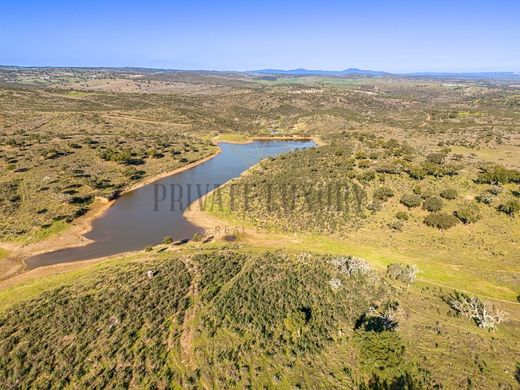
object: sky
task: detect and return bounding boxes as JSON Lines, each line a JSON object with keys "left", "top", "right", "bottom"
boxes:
{"left": 1, "top": 0, "right": 519, "bottom": 72}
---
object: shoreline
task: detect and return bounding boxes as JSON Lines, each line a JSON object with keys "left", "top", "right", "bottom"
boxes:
{"left": 0, "top": 135, "right": 321, "bottom": 280}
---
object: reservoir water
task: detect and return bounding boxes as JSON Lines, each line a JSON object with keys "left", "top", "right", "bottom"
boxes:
{"left": 26, "top": 140, "right": 315, "bottom": 269}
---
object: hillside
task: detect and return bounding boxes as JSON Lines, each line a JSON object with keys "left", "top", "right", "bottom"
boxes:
{"left": 1, "top": 245, "right": 518, "bottom": 388}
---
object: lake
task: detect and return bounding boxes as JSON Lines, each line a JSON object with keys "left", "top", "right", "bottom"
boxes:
{"left": 25, "top": 139, "right": 315, "bottom": 269}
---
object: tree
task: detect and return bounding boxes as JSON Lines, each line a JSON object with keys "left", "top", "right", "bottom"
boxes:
{"left": 386, "top": 263, "right": 419, "bottom": 284}
{"left": 446, "top": 291, "right": 508, "bottom": 330}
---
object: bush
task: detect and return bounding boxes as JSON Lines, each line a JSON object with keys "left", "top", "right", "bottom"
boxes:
{"left": 475, "top": 165, "right": 520, "bottom": 184}
{"left": 454, "top": 204, "right": 480, "bottom": 224}
{"left": 162, "top": 235, "right": 173, "bottom": 244}
{"left": 373, "top": 187, "right": 394, "bottom": 202}
{"left": 422, "top": 162, "right": 459, "bottom": 177}
{"left": 497, "top": 200, "right": 520, "bottom": 217}
{"left": 476, "top": 192, "right": 494, "bottom": 204}
{"left": 357, "top": 170, "right": 376, "bottom": 182}
{"left": 426, "top": 152, "right": 446, "bottom": 165}
{"left": 399, "top": 194, "right": 422, "bottom": 208}
{"left": 388, "top": 220, "right": 404, "bottom": 231}
{"left": 488, "top": 185, "right": 503, "bottom": 195}
{"left": 376, "top": 162, "right": 402, "bottom": 175}
{"left": 386, "top": 263, "right": 419, "bottom": 284}
{"left": 424, "top": 212, "right": 459, "bottom": 230}
{"left": 440, "top": 188, "right": 457, "bottom": 200}
{"left": 358, "top": 300, "right": 401, "bottom": 331}
{"left": 405, "top": 165, "right": 426, "bottom": 180}
{"left": 422, "top": 196, "right": 443, "bottom": 212}
{"left": 395, "top": 211, "right": 409, "bottom": 220}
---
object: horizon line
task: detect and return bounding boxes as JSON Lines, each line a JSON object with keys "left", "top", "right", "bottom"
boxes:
{"left": 1, "top": 64, "right": 519, "bottom": 75}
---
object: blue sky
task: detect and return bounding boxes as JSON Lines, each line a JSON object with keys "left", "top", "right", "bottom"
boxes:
{"left": 1, "top": 0, "right": 519, "bottom": 72}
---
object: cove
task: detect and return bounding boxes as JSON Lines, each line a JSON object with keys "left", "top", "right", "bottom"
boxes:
{"left": 25, "top": 139, "right": 315, "bottom": 269}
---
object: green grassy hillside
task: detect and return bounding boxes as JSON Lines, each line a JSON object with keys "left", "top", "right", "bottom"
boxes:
{"left": 1, "top": 246, "right": 518, "bottom": 388}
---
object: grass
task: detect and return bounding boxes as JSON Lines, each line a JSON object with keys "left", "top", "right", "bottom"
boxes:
{"left": 0, "top": 246, "right": 518, "bottom": 388}
{"left": 214, "top": 133, "right": 251, "bottom": 143}
{"left": 0, "top": 253, "right": 142, "bottom": 312}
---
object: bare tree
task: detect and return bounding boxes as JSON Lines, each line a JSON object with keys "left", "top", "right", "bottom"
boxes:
{"left": 386, "top": 263, "right": 419, "bottom": 284}
{"left": 447, "top": 292, "right": 508, "bottom": 330}
{"left": 331, "top": 256, "right": 371, "bottom": 277}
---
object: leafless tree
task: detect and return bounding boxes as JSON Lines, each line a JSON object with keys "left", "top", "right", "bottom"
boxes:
{"left": 447, "top": 292, "right": 508, "bottom": 330}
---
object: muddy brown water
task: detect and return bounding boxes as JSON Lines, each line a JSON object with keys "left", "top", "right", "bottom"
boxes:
{"left": 26, "top": 140, "right": 315, "bottom": 269}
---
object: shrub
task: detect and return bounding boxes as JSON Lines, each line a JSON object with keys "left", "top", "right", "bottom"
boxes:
{"left": 446, "top": 291, "right": 507, "bottom": 330}
{"left": 386, "top": 263, "right": 419, "bottom": 284}
{"left": 422, "top": 162, "right": 459, "bottom": 177}
{"left": 488, "top": 185, "right": 503, "bottom": 195}
{"left": 357, "top": 170, "right": 376, "bottom": 182}
{"left": 388, "top": 220, "right": 404, "bottom": 231}
{"left": 395, "top": 211, "right": 409, "bottom": 220}
{"left": 375, "top": 162, "right": 401, "bottom": 174}
{"left": 399, "top": 194, "right": 422, "bottom": 208}
{"left": 162, "top": 235, "right": 173, "bottom": 244}
{"left": 373, "top": 187, "right": 394, "bottom": 202}
{"left": 454, "top": 204, "right": 480, "bottom": 224}
{"left": 426, "top": 152, "right": 446, "bottom": 165}
{"left": 475, "top": 164, "right": 520, "bottom": 184}
{"left": 440, "top": 188, "right": 457, "bottom": 200}
{"left": 424, "top": 212, "right": 459, "bottom": 230}
{"left": 422, "top": 196, "right": 444, "bottom": 212}
{"left": 358, "top": 160, "right": 370, "bottom": 168}
{"left": 358, "top": 300, "right": 401, "bottom": 332}
{"left": 476, "top": 192, "right": 494, "bottom": 204}
{"left": 497, "top": 200, "right": 520, "bottom": 217}
{"left": 192, "top": 232, "right": 205, "bottom": 242}
{"left": 367, "top": 202, "right": 382, "bottom": 212}
{"left": 405, "top": 165, "right": 426, "bottom": 180}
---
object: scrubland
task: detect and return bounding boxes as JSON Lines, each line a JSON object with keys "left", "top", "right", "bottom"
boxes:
{"left": 0, "top": 67, "right": 519, "bottom": 388}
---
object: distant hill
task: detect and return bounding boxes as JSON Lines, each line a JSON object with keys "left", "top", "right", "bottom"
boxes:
{"left": 250, "top": 68, "right": 520, "bottom": 79}
{"left": 251, "top": 68, "right": 390, "bottom": 76}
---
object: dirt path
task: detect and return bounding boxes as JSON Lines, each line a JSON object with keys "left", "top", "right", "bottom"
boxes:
{"left": 180, "top": 256, "right": 200, "bottom": 368}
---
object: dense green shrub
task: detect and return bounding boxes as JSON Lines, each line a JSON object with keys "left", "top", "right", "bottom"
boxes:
{"left": 422, "top": 196, "right": 444, "bottom": 212}
{"left": 440, "top": 188, "right": 457, "bottom": 200}
{"left": 475, "top": 165, "right": 520, "bottom": 184}
{"left": 373, "top": 186, "right": 395, "bottom": 202}
{"left": 424, "top": 212, "right": 459, "bottom": 230}
{"left": 422, "top": 162, "right": 459, "bottom": 177}
{"left": 405, "top": 165, "right": 426, "bottom": 180}
{"left": 454, "top": 204, "right": 480, "bottom": 224}
{"left": 399, "top": 194, "right": 422, "bottom": 208}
